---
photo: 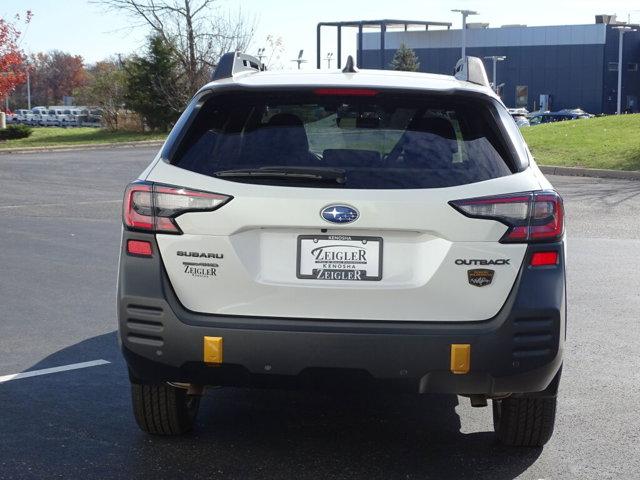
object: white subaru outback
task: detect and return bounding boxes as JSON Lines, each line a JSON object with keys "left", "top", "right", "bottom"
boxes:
{"left": 118, "top": 53, "right": 565, "bottom": 446}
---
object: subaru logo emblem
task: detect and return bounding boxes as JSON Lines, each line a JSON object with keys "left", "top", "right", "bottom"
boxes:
{"left": 320, "top": 205, "right": 359, "bottom": 224}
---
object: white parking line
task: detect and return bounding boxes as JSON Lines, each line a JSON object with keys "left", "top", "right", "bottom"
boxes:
{"left": 0, "top": 200, "right": 120, "bottom": 210}
{"left": 0, "top": 359, "right": 111, "bottom": 384}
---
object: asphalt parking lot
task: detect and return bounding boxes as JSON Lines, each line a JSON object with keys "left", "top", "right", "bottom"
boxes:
{"left": 0, "top": 146, "right": 639, "bottom": 479}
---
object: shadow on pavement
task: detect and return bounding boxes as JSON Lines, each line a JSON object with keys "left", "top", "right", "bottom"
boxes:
{"left": 0, "top": 332, "right": 541, "bottom": 479}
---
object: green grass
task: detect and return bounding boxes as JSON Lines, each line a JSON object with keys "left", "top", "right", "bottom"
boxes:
{"left": 521, "top": 114, "right": 640, "bottom": 171}
{"left": 0, "top": 127, "right": 167, "bottom": 150}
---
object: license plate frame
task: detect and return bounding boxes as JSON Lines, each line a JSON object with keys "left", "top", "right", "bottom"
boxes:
{"left": 296, "top": 235, "right": 383, "bottom": 281}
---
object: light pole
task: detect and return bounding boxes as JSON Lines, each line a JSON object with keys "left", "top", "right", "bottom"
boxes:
{"left": 0, "top": 73, "right": 8, "bottom": 115}
{"left": 452, "top": 9, "right": 478, "bottom": 61}
{"left": 26, "top": 70, "right": 31, "bottom": 110}
{"left": 484, "top": 56, "right": 506, "bottom": 93}
{"left": 291, "top": 50, "right": 307, "bottom": 70}
{"left": 325, "top": 52, "right": 334, "bottom": 69}
{"left": 614, "top": 26, "right": 636, "bottom": 114}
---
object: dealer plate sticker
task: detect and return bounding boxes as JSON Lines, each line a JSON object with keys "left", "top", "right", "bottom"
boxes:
{"left": 297, "top": 235, "right": 383, "bottom": 281}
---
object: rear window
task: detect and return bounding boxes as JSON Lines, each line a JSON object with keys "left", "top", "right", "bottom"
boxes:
{"left": 171, "top": 90, "right": 520, "bottom": 189}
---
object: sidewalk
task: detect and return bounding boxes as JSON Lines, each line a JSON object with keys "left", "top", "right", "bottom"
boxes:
{"left": 539, "top": 165, "right": 640, "bottom": 181}
{"left": 0, "top": 139, "right": 165, "bottom": 155}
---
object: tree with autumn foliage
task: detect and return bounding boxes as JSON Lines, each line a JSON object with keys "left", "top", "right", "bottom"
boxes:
{"left": 26, "top": 51, "right": 87, "bottom": 105}
{"left": 0, "top": 11, "right": 32, "bottom": 109}
{"left": 12, "top": 51, "right": 88, "bottom": 107}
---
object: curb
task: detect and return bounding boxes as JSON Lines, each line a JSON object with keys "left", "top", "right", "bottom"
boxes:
{"left": 0, "top": 140, "right": 165, "bottom": 155}
{"left": 539, "top": 165, "right": 640, "bottom": 181}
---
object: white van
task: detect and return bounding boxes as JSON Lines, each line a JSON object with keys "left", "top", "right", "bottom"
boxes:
{"left": 29, "top": 106, "right": 48, "bottom": 126}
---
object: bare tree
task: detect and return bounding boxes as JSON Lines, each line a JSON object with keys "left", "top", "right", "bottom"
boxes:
{"left": 262, "top": 34, "right": 285, "bottom": 70}
{"left": 97, "top": 0, "right": 255, "bottom": 102}
{"left": 75, "top": 59, "right": 126, "bottom": 130}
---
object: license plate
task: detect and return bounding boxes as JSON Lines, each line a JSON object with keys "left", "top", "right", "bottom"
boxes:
{"left": 297, "top": 235, "right": 383, "bottom": 281}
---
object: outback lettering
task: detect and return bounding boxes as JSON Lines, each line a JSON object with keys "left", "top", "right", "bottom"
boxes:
{"left": 455, "top": 259, "right": 510, "bottom": 266}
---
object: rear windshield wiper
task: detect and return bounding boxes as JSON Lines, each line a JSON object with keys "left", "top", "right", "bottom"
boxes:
{"left": 213, "top": 167, "right": 346, "bottom": 184}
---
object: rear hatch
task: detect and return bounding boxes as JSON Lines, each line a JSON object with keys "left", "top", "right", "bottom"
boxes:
{"left": 139, "top": 87, "right": 546, "bottom": 322}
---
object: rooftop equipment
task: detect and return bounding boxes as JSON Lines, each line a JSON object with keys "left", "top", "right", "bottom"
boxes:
{"left": 454, "top": 56, "right": 491, "bottom": 88}
{"left": 211, "top": 52, "right": 266, "bottom": 81}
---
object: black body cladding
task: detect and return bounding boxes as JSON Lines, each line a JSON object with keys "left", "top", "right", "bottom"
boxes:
{"left": 118, "top": 231, "right": 565, "bottom": 396}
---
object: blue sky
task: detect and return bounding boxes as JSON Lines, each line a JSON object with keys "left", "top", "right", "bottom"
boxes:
{"left": 2, "top": 0, "right": 639, "bottom": 67}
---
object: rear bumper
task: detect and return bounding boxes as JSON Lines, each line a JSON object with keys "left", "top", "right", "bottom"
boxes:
{"left": 118, "top": 232, "right": 566, "bottom": 395}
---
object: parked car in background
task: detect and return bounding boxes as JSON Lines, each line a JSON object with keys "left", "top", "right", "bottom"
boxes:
{"left": 512, "top": 114, "right": 530, "bottom": 127}
{"left": 507, "top": 107, "right": 529, "bottom": 116}
{"left": 43, "top": 109, "right": 58, "bottom": 126}
{"left": 529, "top": 113, "right": 557, "bottom": 125}
{"left": 29, "top": 106, "right": 48, "bottom": 126}
{"left": 82, "top": 108, "right": 103, "bottom": 127}
{"left": 13, "top": 109, "right": 31, "bottom": 123}
{"left": 73, "top": 108, "right": 90, "bottom": 125}
{"left": 5, "top": 105, "right": 102, "bottom": 127}
{"left": 59, "top": 109, "right": 73, "bottom": 126}
{"left": 6, "top": 111, "right": 20, "bottom": 124}
{"left": 59, "top": 108, "right": 84, "bottom": 127}
{"left": 513, "top": 116, "right": 530, "bottom": 127}
{"left": 555, "top": 108, "right": 594, "bottom": 118}
{"left": 65, "top": 107, "right": 90, "bottom": 127}
{"left": 529, "top": 110, "right": 592, "bottom": 125}
{"left": 44, "top": 107, "right": 68, "bottom": 126}
{"left": 506, "top": 107, "right": 531, "bottom": 127}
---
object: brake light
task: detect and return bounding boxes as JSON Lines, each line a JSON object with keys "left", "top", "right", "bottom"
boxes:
{"left": 313, "top": 88, "right": 379, "bottom": 96}
{"left": 123, "top": 181, "right": 231, "bottom": 234}
{"left": 530, "top": 251, "right": 559, "bottom": 266}
{"left": 449, "top": 190, "right": 564, "bottom": 243}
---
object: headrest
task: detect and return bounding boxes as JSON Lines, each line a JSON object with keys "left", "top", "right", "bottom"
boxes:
{"left": 267, "top": 113, "right": 304, "bottom": 128}
{"left": 259, "top": 112, "right": 309, "bottom": 157}
{"left": 408, "top": 117, "right": 457, "bottom": 140}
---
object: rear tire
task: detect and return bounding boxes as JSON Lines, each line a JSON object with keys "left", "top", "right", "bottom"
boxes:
{"left": 130, "top": 382, "right": 200, "bottom": 435}
{"left": 492, "top": 396, "right": 557, "bottom": 447}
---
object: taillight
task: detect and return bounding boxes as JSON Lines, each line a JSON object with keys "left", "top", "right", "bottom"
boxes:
{"left": 449, "top": 190, "right": 564, "bottom": 243}
{"left": 123, "top": 181, "right": 231, "bottom": 234}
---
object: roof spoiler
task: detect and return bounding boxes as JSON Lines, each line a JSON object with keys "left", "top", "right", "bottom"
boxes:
{"left": 454, "top": 56, "right": 490, "bottom": 88}
{"left": 211, "top": 51, "right": 266, "bottom": 81}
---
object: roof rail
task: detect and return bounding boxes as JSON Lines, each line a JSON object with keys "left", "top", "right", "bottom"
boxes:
{"left": 453, "top": 56, "right": 490, "bottom": 88}
{"left": 211, "top": 51, "right": 266, "bottom": 81}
